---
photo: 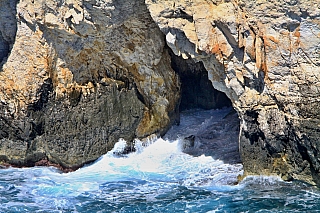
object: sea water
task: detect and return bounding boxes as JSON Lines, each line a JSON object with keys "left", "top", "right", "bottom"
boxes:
{"left": 1, "top": 108, "right": 320, "bottom": 213}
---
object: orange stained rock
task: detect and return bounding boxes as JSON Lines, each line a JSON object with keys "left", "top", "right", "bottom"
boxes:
{"left": 60, "top": 67, "right": 73, "bottom": 83}
{"left": 4, "top": 79, "right": 14, "bottom": 97}
{"left": 293, "top": 30, "right": 300, "bottom": 38}
{"left": 210, "top": 43, "right": 221, "bottom": 55}
{"left": 267, "top": 35, "right": 279, "bottom": 44}
{"left": 262, "top": 35, "right": 275, "bottom": 49}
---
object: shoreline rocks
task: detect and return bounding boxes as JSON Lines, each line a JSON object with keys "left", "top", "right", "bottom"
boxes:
{"left": 145, "top": 0, "right": 320, "bottom": 185}
{"left": 1, "top": 0, "right": 320, "bottom": 186}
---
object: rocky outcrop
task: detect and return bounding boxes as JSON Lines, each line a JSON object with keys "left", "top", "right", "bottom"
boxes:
{"left": 0, "top": 0, "right": 181, "bottom": 169}
{"left": 145, "top": 0, "right": 320, "bottom": 185}
{"left": 1, "top": 0, "right": 320, "bottom": 186}
{"left": 167, "top": 108, "right": 241, "bottom": 165}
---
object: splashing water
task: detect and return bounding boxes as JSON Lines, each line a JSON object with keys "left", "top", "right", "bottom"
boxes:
{"left": 0, "top": 108, "right": 320, "bottom": 212}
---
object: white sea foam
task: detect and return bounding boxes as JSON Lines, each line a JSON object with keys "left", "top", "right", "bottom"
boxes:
{"left": 28, "top": 108, "right": 241, "bottom": 202}
{"left": 58, "top": 137, "right": 242, "bottom": 196}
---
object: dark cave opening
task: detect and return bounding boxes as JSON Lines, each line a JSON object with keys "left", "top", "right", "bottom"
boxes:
{"left": 169, "top": 50, "right": 242, "bottom": 165}
{"left": 169, "top": 51, "right": 232, "bottom": 111}
{"left": 0, "top": 0, "right": 18, "bottom": 70}
{"left": 0, "top": 36, "right": 9, "bottom": 63}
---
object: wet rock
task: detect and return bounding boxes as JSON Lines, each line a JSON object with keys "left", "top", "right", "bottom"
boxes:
{"left": 181, "top": 135, "right": 195, "bottom": 150}
{"left": 188, "top": 110, "right": 241, "bottom": 165}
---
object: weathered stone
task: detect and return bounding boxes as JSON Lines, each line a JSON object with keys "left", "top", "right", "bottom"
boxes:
{"left": 146, "top": 0, "right": 320, "bottom": 185}
{"left": 1, "top": 0, "right": 320, "bottom": 187}
{"left": 182, "top": 109, "right": 241, "bottom": 165}
{"left": 0, "top": 0, "right": 180, "bottom": 169}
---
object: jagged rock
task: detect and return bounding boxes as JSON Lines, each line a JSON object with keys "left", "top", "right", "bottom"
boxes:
{"left": 1, "top": 0, "right": 320, "bottom": 187}
{"left": 0, "top": 0, "right": 180, "bottom": 169}
{"left": 177, "top": 109, "right": 241, "bottom": 165}
{"left": 146, "top": 0, "right": 320, "bottom": 185}
{"left": 181, "top": 135, "right": 195, "bottom": 150}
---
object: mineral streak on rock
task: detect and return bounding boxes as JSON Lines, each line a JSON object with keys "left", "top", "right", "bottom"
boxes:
{"left": 145, "top": 0, "right": 320, "bottom": 185}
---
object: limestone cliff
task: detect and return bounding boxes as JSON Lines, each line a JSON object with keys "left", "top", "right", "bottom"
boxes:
{"left": 0, "top": 0, "right": 180, "bottom": 169}
{"left": 1, "top": 0, "right": 320, "bottom": 186}
{"left": 145, "top": 0, "right": 320, "bottom": 185}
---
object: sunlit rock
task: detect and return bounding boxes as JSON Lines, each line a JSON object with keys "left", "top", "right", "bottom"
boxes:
{"left": 146, "top": 0, "right": 320, "bottom": 185}
{"left": 0, "top": 0, "right": 180, "bottom": 169}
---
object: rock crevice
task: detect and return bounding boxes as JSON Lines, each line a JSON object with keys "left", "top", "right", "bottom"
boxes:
{"left": 0, "top": 0, "right": 17, "bottom": 69}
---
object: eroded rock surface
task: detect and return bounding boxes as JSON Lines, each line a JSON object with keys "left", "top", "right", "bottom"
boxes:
{"left": 146, "top": 0, "right": 320, "bottom": 185}
{"left": 165, "top": 108, "right": 241, "bottom": 165}
{"left": 0, "top": 0, "right": 180, "bottom": 169}
{"left": 1, "top": 0, "right": 320, "bottom": 186}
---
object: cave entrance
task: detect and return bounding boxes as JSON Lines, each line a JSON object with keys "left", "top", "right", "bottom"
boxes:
{"left": 170, "top": 52, "right": 232, "bottom": 111}
{"left": 169, "top": 51, "right": 242, "bottom": 165}
{"left": 0, "top": 0, "right": 18, "bottom": 71}
{"left": 0, "top": 36, "right": 9, "bottom": 63}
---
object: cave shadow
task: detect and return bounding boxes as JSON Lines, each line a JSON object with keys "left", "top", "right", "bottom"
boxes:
{"left": 0, "top": 0, "right": 18, "bottom": 72}
{"left": 169, "top": 48, "right": 232, "bottom": 111}
{"left": 174, "top": 108, "right": 241, "bottom": 165}
{"left": 169, "top": 49, "right": 241, "bottom": 165}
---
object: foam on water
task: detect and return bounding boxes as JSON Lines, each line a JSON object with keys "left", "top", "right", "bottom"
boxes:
{"left": 1, "top": 108, "right": 320, "bottom": 212}
{"left": 64, "top": 135, "right": 243, "bottom": 192}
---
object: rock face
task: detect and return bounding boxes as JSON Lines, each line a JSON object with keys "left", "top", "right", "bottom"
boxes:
{"left": 145, "top": 0, "right": 320, "bottom": 185}
{"left": 1, "top": 0, "right": 320, "bottom": 186}
{"left": 0, "top": 0, "right": 181, "bottom": 169}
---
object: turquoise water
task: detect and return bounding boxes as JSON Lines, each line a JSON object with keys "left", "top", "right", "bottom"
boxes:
{"left": 1, "top": 109, "right": 320, "bottom": 212}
